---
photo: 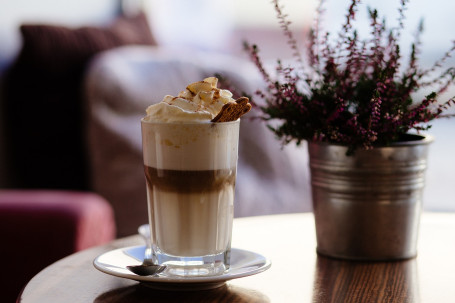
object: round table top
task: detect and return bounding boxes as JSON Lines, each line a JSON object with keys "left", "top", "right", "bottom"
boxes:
{"left": 19, "top": 212, "right": 455, "bottom": 303}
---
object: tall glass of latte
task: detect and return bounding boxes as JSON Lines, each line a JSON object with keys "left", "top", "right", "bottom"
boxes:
{"left": 141, "top": 77, "right": 250, "bottom": 277}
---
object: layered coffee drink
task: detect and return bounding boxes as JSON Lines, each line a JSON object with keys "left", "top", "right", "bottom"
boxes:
{"left": 144, "top": 166, "right": 236, "bottom": 257}
{"left": 141, "top": 77, "right": 250, "bottom": 276}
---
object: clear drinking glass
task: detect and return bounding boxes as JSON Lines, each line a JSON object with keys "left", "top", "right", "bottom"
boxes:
{"left": 141, "top": 119, "right": 239, "bottom": 277}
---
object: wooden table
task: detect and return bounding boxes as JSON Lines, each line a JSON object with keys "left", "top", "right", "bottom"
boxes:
{"left": 19, "top": 212, "right": 455, "bottom": 302}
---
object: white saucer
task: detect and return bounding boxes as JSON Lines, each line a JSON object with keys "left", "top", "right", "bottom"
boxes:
{"left": 93, "top": 245, "right": 271, "bottom": 290}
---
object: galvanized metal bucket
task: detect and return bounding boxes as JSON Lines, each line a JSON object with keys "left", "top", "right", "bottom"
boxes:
{"left": 308, "top": 134, "right": 433, "bottom": 260}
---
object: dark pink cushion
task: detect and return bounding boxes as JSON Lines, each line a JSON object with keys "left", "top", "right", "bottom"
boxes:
{"left": 0, "top": 190, "right": 116, "bottom": 302}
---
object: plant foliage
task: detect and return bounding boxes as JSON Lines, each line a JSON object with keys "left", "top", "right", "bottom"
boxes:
{"left": 246, "top": 0, "right": 455, "bottom": 152}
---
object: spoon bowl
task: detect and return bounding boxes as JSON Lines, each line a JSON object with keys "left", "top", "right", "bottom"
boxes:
{"left": 127, "top": 264, "right": 167, "bottom": 276}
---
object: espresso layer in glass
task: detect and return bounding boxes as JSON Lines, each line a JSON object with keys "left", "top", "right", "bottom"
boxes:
{"left": 145, "top": 166, "right": 235, "bottom": 257}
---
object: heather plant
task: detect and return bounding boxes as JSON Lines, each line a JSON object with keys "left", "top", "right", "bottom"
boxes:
{"left": 245, "top": 0, "right": 455, "bottom": 153}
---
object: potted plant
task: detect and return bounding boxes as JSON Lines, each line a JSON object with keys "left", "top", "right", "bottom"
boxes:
{"left": 245, "top": 0, "right": 455, "bottom": 260}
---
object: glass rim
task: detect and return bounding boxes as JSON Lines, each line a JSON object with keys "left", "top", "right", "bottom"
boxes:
{"left": 140, "top": 118, "right": 240, "bottom": 125}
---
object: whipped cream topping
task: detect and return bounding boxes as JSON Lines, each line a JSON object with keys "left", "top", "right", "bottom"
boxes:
{"left": 143, "top": 77, "right": 236, "bottom": 122}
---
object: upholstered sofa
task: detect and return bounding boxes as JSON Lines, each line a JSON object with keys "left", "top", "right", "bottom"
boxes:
{"left": 0, "top": 190, "right": 115, "bottom": 303}
{"left": 0, "top": 9, "right": 152, "bottom": 302}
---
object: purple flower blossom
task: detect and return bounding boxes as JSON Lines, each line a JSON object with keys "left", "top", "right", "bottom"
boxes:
{"left": 246, "top": 0, "right": 455, "bottom": 153}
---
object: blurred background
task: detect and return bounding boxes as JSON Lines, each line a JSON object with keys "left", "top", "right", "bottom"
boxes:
{"left": 1, "top": 0, "right": 454, "bottom": 222}
{"left": 2, "top": 0, "right": 454, "bottom": 68}
{"left": 1, "top": 1, "right": 454, "bottom": 300}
